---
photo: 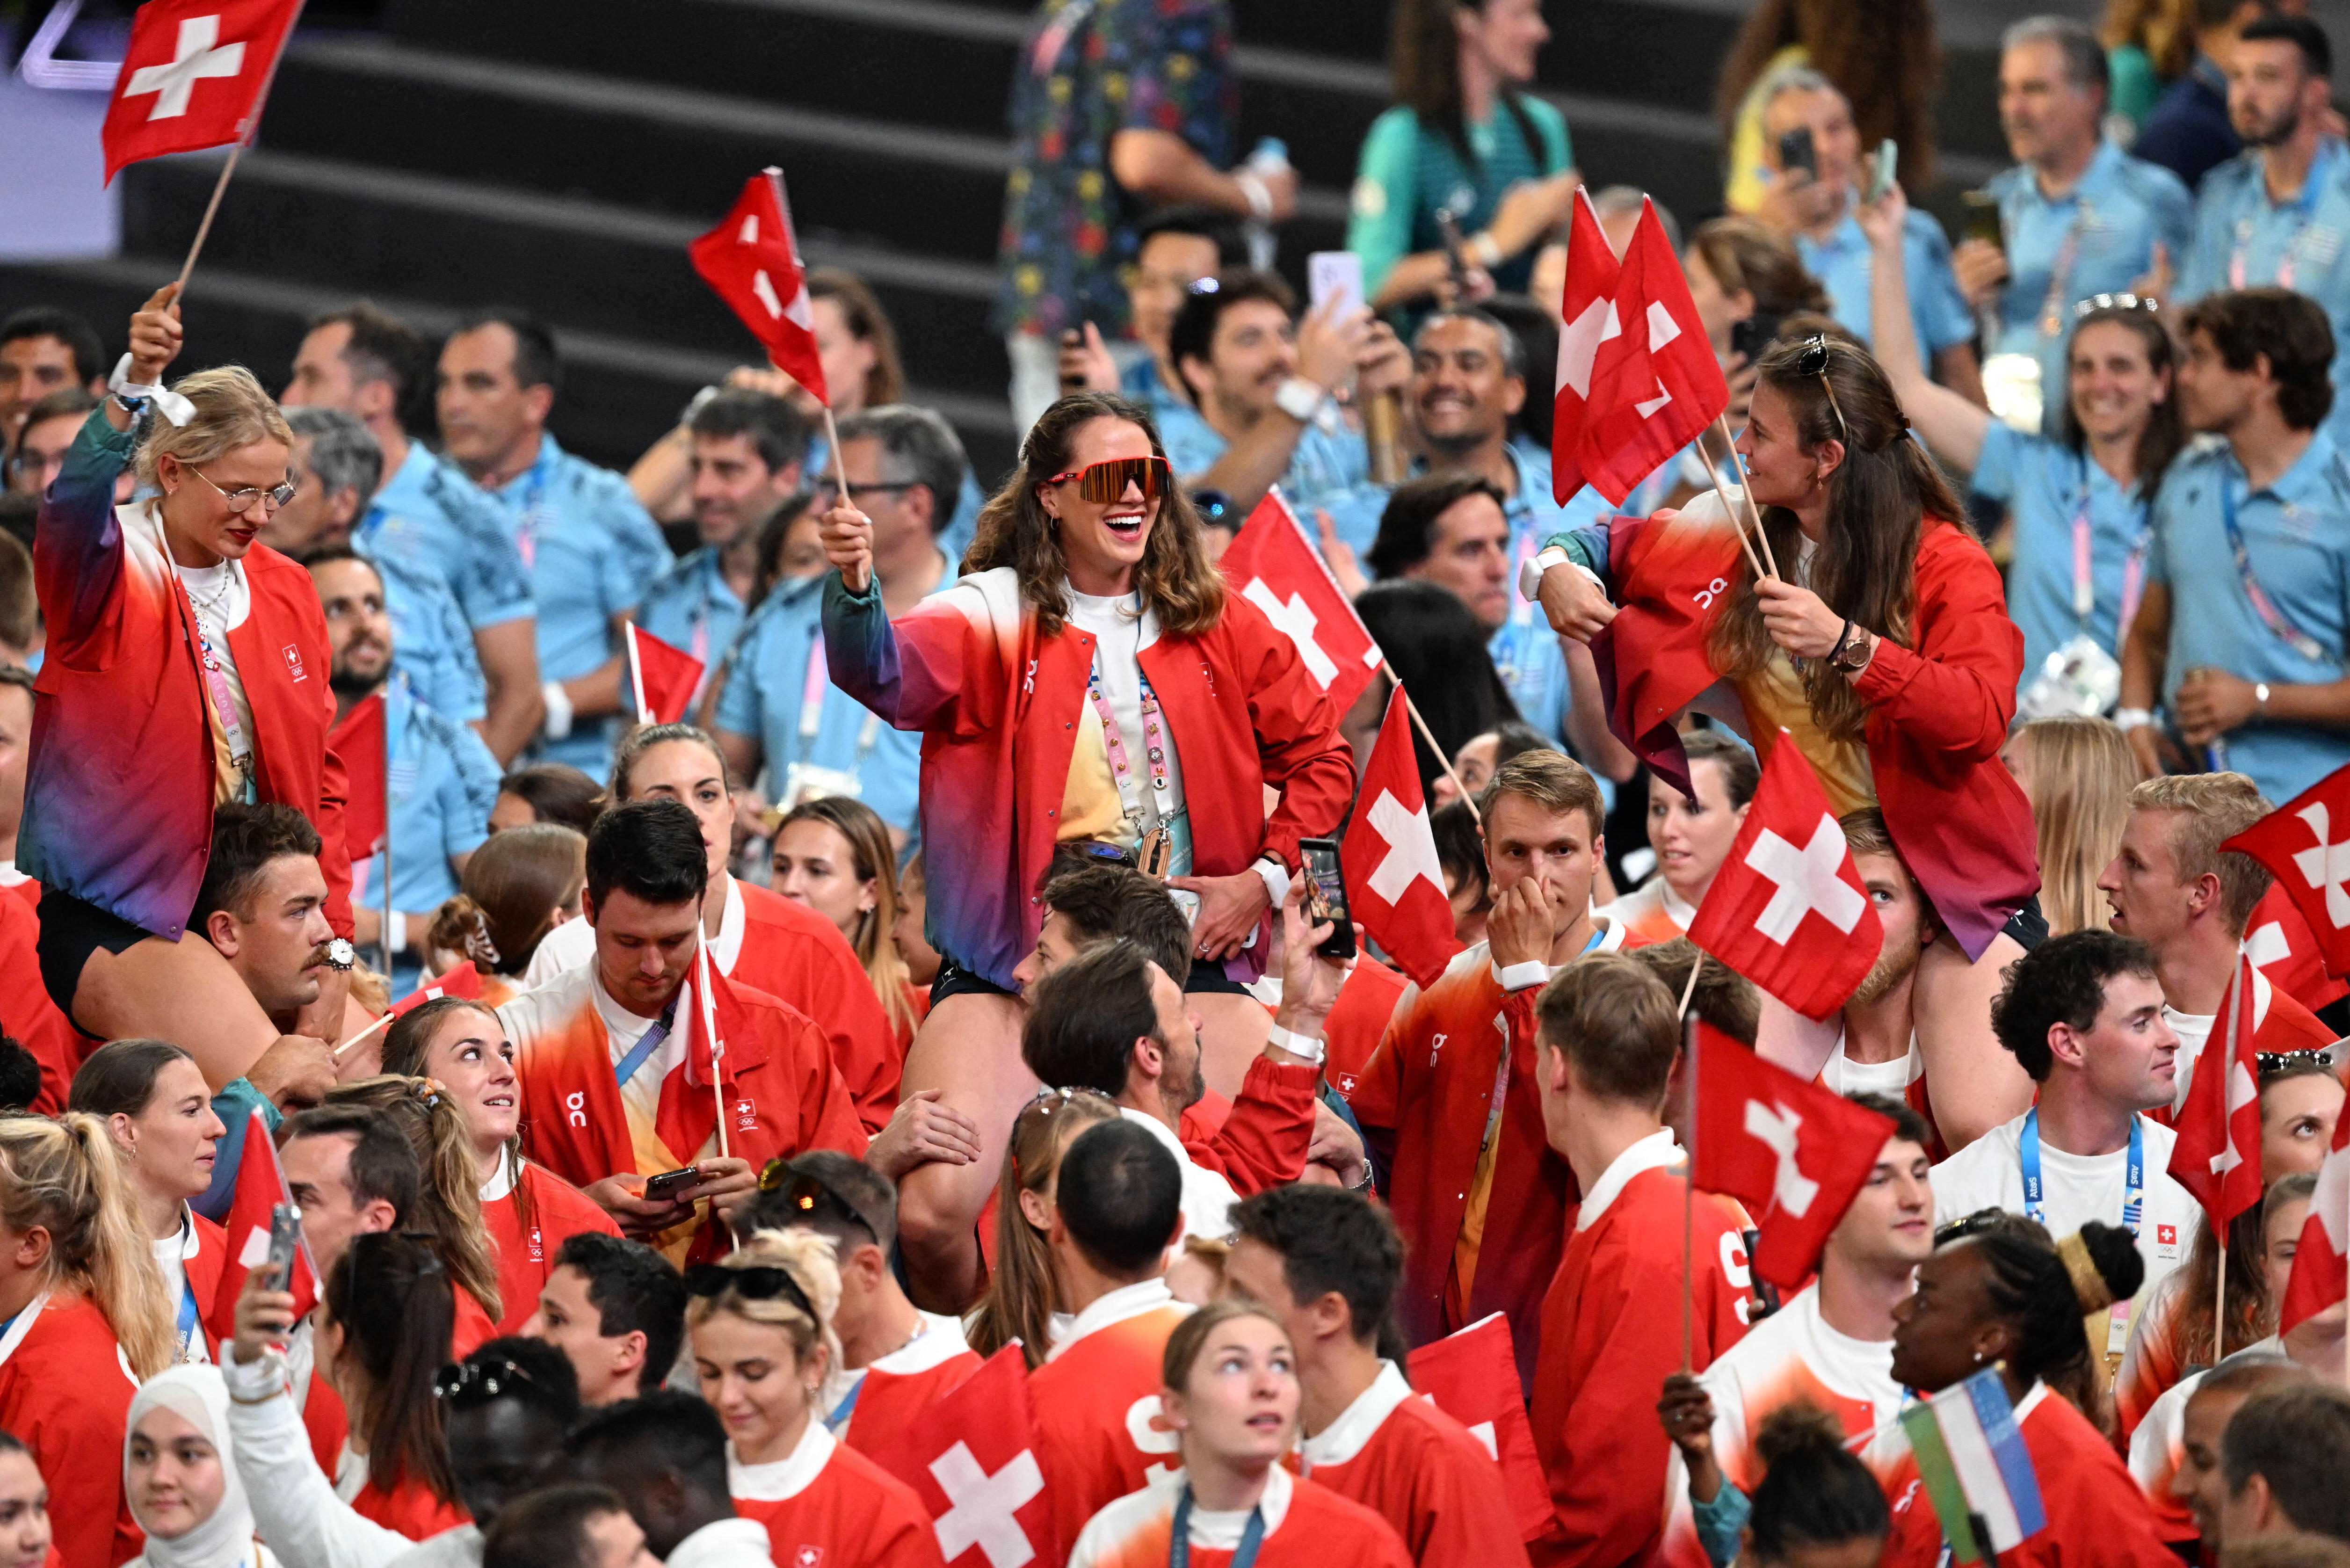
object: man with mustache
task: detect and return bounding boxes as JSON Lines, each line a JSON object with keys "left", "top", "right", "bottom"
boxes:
{"left": 306, "top": 544, "right": 504, "bottom": 991}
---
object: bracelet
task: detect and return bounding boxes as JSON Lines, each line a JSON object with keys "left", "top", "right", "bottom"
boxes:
{"left": 1828, "top": 617, "right": 1855, "bottom": 662}
{"left": 2256, "top": 681, "right": 2273, "bottom": 716}
{"left": 1233, "top": 169, "right": 1274, "bottom": 222}
{"left": 1266, "top": 1023, "right": 1327, "bottom": 1066}
{"left": 2112, "top": 706, "right": 2156, "bottom": 733}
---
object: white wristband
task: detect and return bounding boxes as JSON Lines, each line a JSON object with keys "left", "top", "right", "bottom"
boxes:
{"left": 1252, "top": 856, "right": 1291, "bottom": 911}
{"left": 2112, "top": 707, "right": 2156, "bottom": 733}
{"left": 108, "top": 353, "right": 195, "bottom": 427}
{"left": 541, "top": 680, "right": 575, "bottom": 741}
{"left": 1496, "top": 959, "right": 1551, "bottom": 994}
{"left": 1233, "top": 169, "right": 1274, "bottom": 222}
{"left": 1266, "top": 1023, "right": 1326, "bottom": 1066}
{"left": 385, "top": 917, "right": 407, "bottom": 956}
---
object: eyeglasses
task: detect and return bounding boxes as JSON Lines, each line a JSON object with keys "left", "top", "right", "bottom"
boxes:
{"left": 1042, "top": 455, "right": 1170, "bottom": 502}
{"left": 682, "top": 1262, "right": 816, "bottom": 1321}
{"left": 2257, "top": 1046, "right": 2335, "bottom": 1074}
{"left": 2075, "top": 293, "right": 2159, "bottom": 318}
{"left": 433, "top": 1355, "right": 544, "bottom": 1405}
{"left": 185, "top": 462, "right": 297, "bottom": 515}
{"left": 1791, "top": 336, "right": 1850, "bottom": 445}
{"left": 754, "top": 1158, "right": 882, "bottom": 1245}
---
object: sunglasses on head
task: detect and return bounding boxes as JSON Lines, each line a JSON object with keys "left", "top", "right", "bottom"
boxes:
{"left": 1791, "top": 335, "right": 1851, "bottom": 445}
{"left": 2075, "top": 292, "right": 2159, "bottom": 318}
{"left": 682, "top": 1262, "right": 816, "bottom": 1321}
{"left": 1042, "top": 455, "right": 1171, "bottom": 503}
{"left": 433, "top": 1356, "right": 543, "bottom": 1405}
{"left": 2258, "top": 1046, "right": 2335, "bottom": 1075}
{"left": 755, "top": 1158, "right": 881, "bottom": 1243}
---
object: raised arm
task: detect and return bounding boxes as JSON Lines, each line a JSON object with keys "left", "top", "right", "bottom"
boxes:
{"left": 1860, "top": 187, "right": 1989, "bottom": 474}
{"left": 817, "top": 501, "right": 997, "bottom": 737}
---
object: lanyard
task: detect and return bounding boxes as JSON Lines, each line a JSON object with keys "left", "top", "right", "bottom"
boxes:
{"left": 2220, "top": 476, "right": 2330, "bottom": 663}
{"left": 505, "top": 456, "right": 554, "bottom": 572}
{"left": 798, "top": 632, "right": 883, "bottom": 763}
{"left": 192, "top": 617, "right": 254, "bottom": 776}
{"left": 2069, "top": 459, "right": 2152, "bottom": 629}
{"left": 2038, "top": 208, "right": 2088, "bottom": 338}
{"left": 1168, "top": 1485, "right": 1266, "bottom": 1568}
{"left": 2019, "top": 1108, "right": 2143, "bottom": 1237}
{"left": 614, "top": 994, "right": 683, "bottom": 1088}
{"left": 2231, "top": 145, "right": 2332, "bottom": 290}
{"left": 175, "top": 1269, "right": 201, "bottom": 1360}
{"left": 1088, "top": 609, "right": 1176, "bottom": 830}
{"left": 822, "top": 1371, "right": 865, "bottom": 1434}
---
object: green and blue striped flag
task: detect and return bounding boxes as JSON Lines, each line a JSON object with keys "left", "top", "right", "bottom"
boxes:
{"left": 1896, "top": 1367, "right": 2046, "bottom": 1563}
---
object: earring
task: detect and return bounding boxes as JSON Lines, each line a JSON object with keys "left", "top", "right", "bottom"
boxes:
{"left": 1973, "top": 1350, "right": 1985, "bottom": 1364}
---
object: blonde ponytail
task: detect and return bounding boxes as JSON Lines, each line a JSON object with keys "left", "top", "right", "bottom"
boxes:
{"left": 0, "top": 1114, "right": 176, "bottom": 1377}
{"left": 324, "top": 1078, "right": 503, "bottom": 1323}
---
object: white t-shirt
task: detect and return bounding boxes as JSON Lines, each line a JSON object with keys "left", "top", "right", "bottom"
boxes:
{"left": 2163, "top": 1007, "right": 2214, "bottom": 1112}
{"left": 1931, "top": 1111, "right": 2196, "bottom": 1300}
{"left": 152, "top": 1211, "right": 210, "bottom": 1365}
{"left": 1819, "top": 1031, "right": 1922, "bottom": 1099}
{"left": 1066, "top": 585, "right": 1188, "bottom": 837}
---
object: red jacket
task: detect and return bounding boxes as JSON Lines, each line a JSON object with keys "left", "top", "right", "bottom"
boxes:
{"left": 824, "top": 565, "right": 1356, "bottom": 987}
{"left": 28, "top": 411, "right": 353, "bottom": 941}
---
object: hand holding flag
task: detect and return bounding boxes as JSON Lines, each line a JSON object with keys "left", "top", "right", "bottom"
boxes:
{"left": 1340, "top": 684, "right": 1462, "bottom": 988}
{"left": 204, "top": 1108, "right": 319, "bottom": 1344}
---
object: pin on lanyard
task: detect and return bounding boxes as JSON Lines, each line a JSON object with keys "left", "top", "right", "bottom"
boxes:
{"left": 2221, "top": 476, "right": 2330, "bottom": 663}
{"left": 2019, "top": 1107, "right": 2143, "bottom": 1237}
{"left": 1088, "top": 660, "right": 1176, "bottom": 830}
{"left": 194, "top": 620, "right": 254, "bottom": 779}
{"left": 2069, "top": 462, "right": 2151, "bottom": 630}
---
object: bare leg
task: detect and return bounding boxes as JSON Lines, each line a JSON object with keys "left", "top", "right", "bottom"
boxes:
{"left": 1912, "top": 931, "right": 2036, "bottom": 1152}
{"left": 893, "top": 991, "right": 1035, "bottom": 1313}
{"left": 72, "top": 932, "right": 283, "bottom": 1090}
{"left": 1192, "top": 992, "right": 1272, "bottom": 1102}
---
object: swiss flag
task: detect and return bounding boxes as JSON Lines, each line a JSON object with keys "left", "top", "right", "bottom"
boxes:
{"left": 203, "top": 1108, "right": 319, "bottom": 1343}
{"left": 390, "top": 961, "right": 482, "bottom": 1015}
{"left": 1550, "top": 188, "right": 1621, "bottom": 505}
{"left": 1575, "top": 199, "right": 1730, "bottom": 505}
{"left": 2154, "top": 947, "right": 2335, "bottom": 1130}
{"left": 2168, "top": 957, "right": 2268, "bottom": 1233}
{"left": 102, "top": 0, "right": 301, "bottom": 182}
{"left": 1405, "top": 1313, "right": 1551, "bottom": 1544}
{"left": 2280, "top": 1103, "right": 2350, "bottom": 1333}
{"left": 1687, "top": 735, "right": 1882, "bottom": 1021}
{"left": 1340, "top": 684, "right": 1462, "bottom": 989}
{"left": 1587, "top": 499, "right": 1747, "bottom": 793}
{"left": 867, "top": 1345, "right": 1049, "bottom": 1568}
{"left": 1218, "top": 490, "right": 1384, "bottom": 715}
{"left": 326, "top": 692, "right": 386, "bottom": 859}
{"left": 689, "top": 169, "right": 827, "bottom": 404}
{"left": 1689, "top": 1020, "right": 1897, "bottom": 1288}
{"left": 625, "top": 622, "right": 706, "bottom": 726}
{"left": 2247, "top": 884, "right": 2350, "bottom": 1012}
{"left": 2224, "top": 766, "right": 2350, "bottom": 979}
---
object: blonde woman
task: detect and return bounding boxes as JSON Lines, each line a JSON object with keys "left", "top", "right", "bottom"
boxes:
{"left": 321, "top": 1077, "right": 505, "bottom": 1351}
{"left": 966, "top": 1087, "right": 1121, "bottom": 1370}
{"left": 772, "top": 797, "right": 919, "bottom": 1048}
{"left": 0, "top": 1113, "right": 177, "bottom": 1568}
{"left": 686, "top": 1230, "right": 940, "bottom": 1566}
{"left": 2003, "top": 716, "right": 2136, "bottom": 937}
{"left": 29, "top": 283, "right": 354, "bottom": 1084}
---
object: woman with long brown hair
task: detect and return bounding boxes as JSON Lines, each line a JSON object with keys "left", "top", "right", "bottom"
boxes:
{"left": 1716, "top": 0, "right": 1941, "bottom": 214}
{"left": 820, "top": 390, "right": 1353, "bottom": 1308}
{"left": 320, "top": 1076, "right": 503, "bottom": 1354}
{"left": 772, "top": 796, "right": 919, "bottom": 1049}
{"left": 0, "top": 1112, "right": 177, "bottom": 1568}
{"left": 423, "top": 821, "right": 585, "bottom": 1005}
{"left": 967, "top": 1088, "right": 1121, "bottom": 1371}
{"left": 1531, "top": 336, "right": 2042, "bottom": 1150}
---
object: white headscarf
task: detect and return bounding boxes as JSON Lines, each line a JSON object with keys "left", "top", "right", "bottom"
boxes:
{"left": 123, "top": 1365, "right": 260, "bottom": 1568}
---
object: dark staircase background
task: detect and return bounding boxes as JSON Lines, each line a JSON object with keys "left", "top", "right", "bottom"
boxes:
{"left": 0, "top": 0, "right": 2011, "bottom": 491}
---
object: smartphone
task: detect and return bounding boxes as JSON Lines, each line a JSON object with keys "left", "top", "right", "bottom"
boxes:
{"left": 1864, "top": 138, "right": 1899, "bottom": 204}
{"left": 1776, "top": 126, "right": 1817, "bottom": 181}
{"left": 1435, "top": 206, "right": 1469, "bottom": 291}
{"left": 264, "top": 1202, "right": 302, "bottom": 1291}
{"left": 1961, "top": 189, "right": 2004, "bottom": 251}
{"left": 1728, "top": 312, "right": 1781, "bottom": 365}
{"left": 644, "top": 1167, "right": 702, "bottom": 1205}
{"left": 1297, "top": 837, "right": 1357, "bottom": 961}
{"left": 1058, "top": 327, "right": 1087, "bottom": 393}
{"left": 1307, "top": 251, "right": 1364, "bottom": 319}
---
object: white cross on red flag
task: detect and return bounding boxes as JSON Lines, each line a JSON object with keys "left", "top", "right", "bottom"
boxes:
{"left": 2224, "top": 764, "right": 2350, "bottom": 980}
{"left": 868, "top": 1345, "right": 1049, "bottom": 1568}
{"left": 2168, "top": 957, "right": 2269, "bottom": 1233}
{"left": 1549, "top": 187, "right": 1621, "bottom": 506}
{"left": 1687, "top": 734, "right": 1882, "bottom": 1021}
{"left": 1405, "top": 1313, "right": 1553, "bottom": 1544}
{"left": 203, "top": 1107, "right": 319, "bottom": 1344}
{"left": 1217, "top": 490, "right": 1384, "bottom": 715}
{"left": 1340, "top": 684, "right": 1461, "bottom": 989}
{"left": 1688, "top": 1019, "right": 1898, "bottom": 1288}
{"left": 689, "top": 168, "right": 829, "bottom": 404}
{"left": 102, "top": 0, "right": 302, "bottom": 183}
{"left": 1573, "top": 198, "right": 1730, "bottom": 505}
{"left": 2246, "top": 884, "right": 2350, "bottom": 1012}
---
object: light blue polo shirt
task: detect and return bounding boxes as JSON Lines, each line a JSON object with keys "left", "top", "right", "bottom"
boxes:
{"left": 1799, "top": 206, "right": 1977, "bottom": 358}
{"left": 481, "top": 434, "right": 675, "bottom": 776}
{"left": 804, "top": 432, "right": 983, "bottom": 570}
{"left": 1987, "top": 140, "right": 2193, "bottom": 428}
{"left": 366, "top": 551, "right": 487, "bottom": 725}
{"left": 634, "top": 544, "right": 746, "bottom": 697}
{"left": 2180, "top": 138, "right": 2350, "bottom": 447}
{"left": 1158, "top": 395, "right": 1371, "bottom": 512}
{"left": 360, "top": 443, "right": 534, "bottom": 633}
{"left": 710, "top": 561, "right": 950, "bottom": 832}
{"left": 1970, "top": 421, "right": 2155, "bottom": 696}
{"left": 2147, "top": 430, "right": 2350, "bottom": 801}
{"left": 349, "top": 672, "right": 504, "bottom": 990}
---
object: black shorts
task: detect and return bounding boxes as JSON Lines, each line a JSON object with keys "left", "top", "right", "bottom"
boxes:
{"left": 930, "top": 947, "right": 1253, "bottom": 1006}
{"left": 36, "top": 888, "right": 152, "bottom": 1030}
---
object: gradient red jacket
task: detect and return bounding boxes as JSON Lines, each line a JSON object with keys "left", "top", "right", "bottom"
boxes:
{"left": 27, "top": 411, "right": 353, "bottom": 940}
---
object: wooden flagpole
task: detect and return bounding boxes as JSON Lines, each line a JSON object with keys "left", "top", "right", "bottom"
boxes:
{"left": 174, "top": 145, "right": 242, "bottom": 297}
{"left": 1679, "top": 956, "right": 1702, "bottom": 1372}
{"left": 2215, "top": 959, "right": 2243, "bottom": 1366}
{"left": 1711, "top": 413, "right": 1780, "bottom": 580}
{"left": 698, "top": 941, "right": 730, "bottom": 1160}
{"left": 820, "top": 404, "right": 854, "bottom": 510}
{"left": 1381, "top": 665, "right": 1480, "bottom": 826}
{"left": 335, "top": 1004, "right": 392, "bottom": 1058}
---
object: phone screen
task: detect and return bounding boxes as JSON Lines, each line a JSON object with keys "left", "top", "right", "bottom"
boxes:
{"left": 1864, "top": 139, "right": 1899, "bottom": 203}
{"left": 1298, "top": 837, "right": 1357, "bottom": 960}
{"left": 1308, "top": 251, "right": 1365, "bottom": 319}
{"left": 1961, "top": 190, "right": 2004, "bottom": 250}
{"left": 1777, "top": 127, "right": 1817, "bottom": 180}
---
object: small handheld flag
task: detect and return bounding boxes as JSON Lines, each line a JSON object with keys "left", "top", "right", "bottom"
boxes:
{"left": 1897, "top": 1367, "right": 2047, "bottom": 1564}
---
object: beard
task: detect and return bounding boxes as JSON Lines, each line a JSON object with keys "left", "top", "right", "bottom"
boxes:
{"left": 1850, "top": 924, "right": 1925, "bottom": 1006}
{"left": 329, "top": 663, "right": 381, "bottom": 701}
{"left": 2238, "top": 102, "right": 2300, "bottom": 148}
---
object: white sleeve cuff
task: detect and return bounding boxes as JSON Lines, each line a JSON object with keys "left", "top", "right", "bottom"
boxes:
{"left": 1265, "top": 1023, "right": 1326, "bottom": 1066}
{"left": 108, "top": 353, "right": 196, "bottom": 427}
{"left": 1253, "top": 857, "right": 1291, "bottom": 910}
{"left": 1517, "top": 548, "right": 1603, "bottom": 605}
{"left": 1495, "top": 960, "right": 1552, "bottom": 994}
{"left": 541, "top": 680, "right": 575, "bottom": 740}
{"left": 221, "top": 1347, "right": 289, "bottom": 1401}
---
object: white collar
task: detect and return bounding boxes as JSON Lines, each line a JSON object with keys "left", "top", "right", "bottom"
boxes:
{"left": 870, "top": 1311, "right": 970, "bottom": 1376}
{"left": 1164, "top": 1464, "right": 1293, "bottom": 1544}
{"left": 590, "top": 968, "right": 689, "bottom": 1051}
{"left": 0, "top": 862, "right": 28, "bottom": 887}
{"left": 1117, "top": 1104, "right": 1196, "bottom": 1169}
{"left": 709, "top": 875, "right": 746, "bottom": 976}
{"left": 478, "top": 1148, "right": 517, "bottom": 1203}
{"left": 666, "top": 1517, "right": 776, "bottom": 1568}
{"left": 728, "top": 1419, "right": 834, "bottom": 1501}
{"left": 1659, "top": 884, "right": 1697, "bottom": 928}
{"left": 1049, "top": 1277, "right": 1176, "bottom": 1363}
{"left": 1576, "top": 1128, "right": 1683, "bottom": 1231}
{"left": 1299, "top": 1360, "right": 1413, "bottom": 1469}
{"left": 152, "top": 1205, "right": 201, "bottom": 1263}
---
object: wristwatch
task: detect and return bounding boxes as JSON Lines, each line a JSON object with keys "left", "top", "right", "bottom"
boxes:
{"left": 1828, "top": 621, "right": 1875, "bottom": 673}
{"left": 322, "top": 937, "right": 356, "bottom": 972}
{"left": 1273, "top": 376, "right": 1328, "bottom": 424}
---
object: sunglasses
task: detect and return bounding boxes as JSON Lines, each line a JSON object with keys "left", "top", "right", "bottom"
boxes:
{"left": 682, "top": 1262, "right": 816, "bottom": 1321}
{"left": 433, "top": 1356, "right": 544, "bottom": 1405}
{"left": 2257, "top": 1046, "right": 2335, "bottom": 1074}
{"left": 2075, "top": 292, "right": 2159, "bottom": 318}
{"left": 1791, "top": 335, "right": 1851, "bottom": 445}
{"left": 1932, "top": 1206, "right": 2016, "bottom": 1248}
{"left": 186, "top": 462, "right": 297, "bottom": 515}
{"left": 754, "top": 1158, "right": 882, "bottom": 1243}
{"left": 1042, "top": 455, "right": 1170, "bottom": 503}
